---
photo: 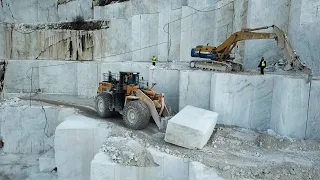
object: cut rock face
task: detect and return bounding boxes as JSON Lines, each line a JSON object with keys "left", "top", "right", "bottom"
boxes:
{"left": 101, "top": 137, "right": 157, "bottom": 167}
{"left": 164, "top": 105, "right": 218, "bottom": 149}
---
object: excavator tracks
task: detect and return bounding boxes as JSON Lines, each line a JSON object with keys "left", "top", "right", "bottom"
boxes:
{"left": 190, "top": 60, "right": 243, "bottom": 72}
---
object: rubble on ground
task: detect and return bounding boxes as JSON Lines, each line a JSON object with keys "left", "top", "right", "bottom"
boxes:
{"left": 101, "top": 137, "right": 157, "bottom": 167}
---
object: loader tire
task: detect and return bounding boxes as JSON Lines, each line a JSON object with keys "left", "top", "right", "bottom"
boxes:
{"left": 123, "top": 100, "right": 151, "bottom": 130}
{"left": 95, "top": 93, "right": 113, "bottom": 118}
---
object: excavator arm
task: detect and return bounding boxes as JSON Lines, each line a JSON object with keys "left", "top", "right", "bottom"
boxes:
{"left": 190, "top": 25, "right": 312, "bottom": 81}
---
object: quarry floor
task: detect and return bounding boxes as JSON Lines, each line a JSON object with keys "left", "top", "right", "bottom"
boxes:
{"left": 0, "top": 96, "right": 320, "bottom": 180}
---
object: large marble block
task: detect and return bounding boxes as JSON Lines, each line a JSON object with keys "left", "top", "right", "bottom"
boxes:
{"left": 100, "top": 19, "right": 132, "bottom": 62}
{"left": 39, "top": 149, "right": 56, "bottom": 172}
{"left": 55, "top": 115, "right": 110, "bottom": 180}
{"left": 0, "top": 103, "right": 75, "bottom": 153}
{"left": 3, "top": 60, "right": 40, "bottom": 94}
{"left": 270, "top": 76, "right": 310, "bottom": 139}
{"left": 132, "top": 14, "right": 159, "bottom": 62}
{"left": 149, "top": 67, "right": 180, "bottom": 112}
{"left": 91, "top": 152, "right": 161, "bottom": 180}
{"left": 38, "top": 61, "right": 77, "bottom": 94}
{"left": 164, "top": 105, "right": 218, "bottom": 149}
{"left": 210, "top": 73, "right": 274, "bottom": 130}
{"left": 179, "top": 70, "right": 212, "bottom": 111}
{"left": 306, "top": 80, "right": 320, "bottom": 139}
{"left": 77, "top": 62, "right": 99, "bottom": 98}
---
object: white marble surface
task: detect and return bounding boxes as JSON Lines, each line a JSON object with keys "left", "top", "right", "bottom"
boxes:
{"left": 148, "top": 148, "right": 189, "bottom": 180}
{"left": 77, "top": 62, "right": 99, "bottom": 98}
{"left": 1, "top": 27, "right": 95, "bottom": 60}
{"left": 149, "top": 67, "right": 180, "bottom": 112}
{"left": 38, "top": 61, "right": 78, "bottom": 94}
{"left": 306, "top": 80, "right": 320, "bottom": 139}
{"left": 55, "top": 115, "right": 110, "bottom": 180}
{"left": 165, "top": 105, "right": 218, "bottom": 149}
{"left": 270, "top": 76, "right": 310, "bottom": 139}
{"left": 132, "top": 14, "right": 159, "bottom": 62}
{"left": 94, "top": 1, "right": 132, "bottom": 19}
{"left": 0, "top": 103, "right": 75, "bottom": 153}
{"left": 189, "top": 161, "right": 223, "bottom": 180}
{"left": 91, "top": 152, "right": 162, "bottom": 180}
{"left": 57, "top": 0, "right": 93, "bottom": 21}
{"left": 3, "top": 60, "right": 39, "bottom": 93}
{"left": 100, "top": 19, "right": 132, "bottom": 62}
{"left": 39, "top": 149, "right": 56, "bottom": 172}
{"left": 244, "top": 0, "right": 290, "bottom": 70}
{"left": 179, "top": 70, "right": 212, "bottom": 111}
{"left": 210, "top": 73, "right": 274, "bottom": 130}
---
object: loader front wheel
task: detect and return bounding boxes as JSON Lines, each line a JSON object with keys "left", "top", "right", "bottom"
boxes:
{"left": 95, "top": 93, "right": 113, "bottom": 118}
{"left": 123, "top": 100, "right": 151, "bottom": 130}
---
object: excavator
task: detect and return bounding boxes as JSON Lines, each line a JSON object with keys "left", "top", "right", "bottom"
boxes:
{"left": 190, "top": 25, "right": 312, "bottom": 80}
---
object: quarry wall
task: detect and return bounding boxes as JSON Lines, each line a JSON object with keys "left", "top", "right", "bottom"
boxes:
{"left": 2, "top": 60, "right": 320, "bottom": 139}
{"left": 0, "top": 0, "right": 319, "bottom": 73}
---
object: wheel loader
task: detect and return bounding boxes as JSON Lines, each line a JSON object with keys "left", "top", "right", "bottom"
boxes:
{"left": 95, "top": 71, "right": 172, "bottom": 131}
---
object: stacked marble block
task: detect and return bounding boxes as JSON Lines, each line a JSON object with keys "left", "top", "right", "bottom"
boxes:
{"left": 0, "top": 101, "right": 76, "bottom": 154}
{"left": 91, "top": 148, "right": 222, "bottom": 180}
{"left": 164, "top": 105, "right": 218, "bottom": 149}
{"left": 179, "top": 70, "right": 320, "bottom": 139}
{"left": 54, "top": 115, "right": 110, "bottom": 180}
{"left": 91, "top": 149, "right": 189, "bottom": 180}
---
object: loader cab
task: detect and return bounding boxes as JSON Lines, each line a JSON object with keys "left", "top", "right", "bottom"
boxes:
{"left": 119, "top": 72, "right": 140, "bottom": 86}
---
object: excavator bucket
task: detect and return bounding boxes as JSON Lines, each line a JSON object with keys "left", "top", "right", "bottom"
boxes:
{"left": 134, "top": 89, "right": 172, "bottom": 131}
{"left": 273, "top": 26, "right": 312, "bottom": 82}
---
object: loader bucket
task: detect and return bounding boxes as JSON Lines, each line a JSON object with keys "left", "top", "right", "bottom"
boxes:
{"left": 134, "top": 89, "right": 168, "bottom": 131}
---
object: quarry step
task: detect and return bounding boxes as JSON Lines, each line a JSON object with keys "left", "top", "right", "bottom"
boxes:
{"left": 55, "top": 115, "right": 110, "bottom": 180}
{"left": 164, "top": 105, "right": 218, "bottom": 149}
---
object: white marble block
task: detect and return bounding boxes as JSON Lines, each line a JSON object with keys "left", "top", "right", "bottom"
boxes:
{"left": 55, "top": 115, "right": 110, "bottom": 180}
{"left": 164, "top": 105, "right": 218, "bottom": 149}
{"left": 210, "top": 73, "right": 274, "bottom": 130}
{"left": 179, "top": 70, "right": 212, "bottom": 111}
{"left": 270, "top": 76, "right": 310, "bottom": 139}
{"left": 306, "top": 80, "right": 320, "bottom": 139}
{"left": 147, "top": 148, "right": 189, "bottom": 180}
{"left": 39, "top": 149, "right": 56, "bottom": 172}
{"left": 0, "top": 103, "right": 75, "bottom": 154}
{"left": 90, "top": 152, "right": 161, "bottom": 180}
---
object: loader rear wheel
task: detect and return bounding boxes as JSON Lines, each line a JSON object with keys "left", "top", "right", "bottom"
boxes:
{"left": 95, "top": 93, "right": 113, "bottom": 118}
{"left": 123, "top": 100, "right": 151, "bottom": 130}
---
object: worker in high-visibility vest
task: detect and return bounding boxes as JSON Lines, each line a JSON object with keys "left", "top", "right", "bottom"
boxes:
{"left": 152, "top": 56, "right": 157, "bottom": 66}
{"left": 258, "top": 57, "right": 266, "bottom": 75}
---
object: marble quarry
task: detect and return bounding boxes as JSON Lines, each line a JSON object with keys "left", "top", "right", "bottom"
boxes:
{"left": 0, "top": 0, "right": 320, "bottom": 179}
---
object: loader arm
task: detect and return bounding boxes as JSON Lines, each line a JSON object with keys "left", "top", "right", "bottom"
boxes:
{"left": 134, "top": 89, "right": 163, "bottom": 129}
